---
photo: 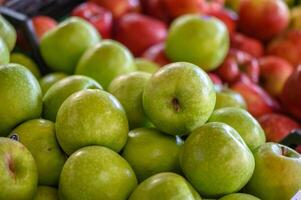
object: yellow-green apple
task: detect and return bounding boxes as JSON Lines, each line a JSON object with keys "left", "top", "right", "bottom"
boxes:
{"left": 258, "top": 113, "right": 300, "bottom": 142}
{"left": 218, "top": 193, "right": 260, "bottom": 200}
{"left": 0, "top": 37, "right": 9, "bottom": 64}
{"left": 114, "top": 13, "right": 167, "bottom": 56}
{"left": 71, "top": 2, "right": 113, "bottom": 39}
{"left": 238, "top": 0, "right": 289, "bottom": 41}
{"left": 75, "top": 40, "right": 136, "bottom": 89}
{"left": 10, "top": 53, "right": 41, "bottom": 78}
{"left": 224, "top": 0, "right": 241, "bottom": 11}
{"left": 129, "top": 172, "right": 201, "bottom": 200}
{"left": 59, "top": 146, "right": 137, "bottom": 200}
{"left": 33, "top": 186, "right": 58, "bottom": 200}
{"left": 40, "top": 17, "right": 100, "bottom": 74}
{"left": 142, "top": 43, "right": 170, "bottom": 66}
{"left": 214, "top": 87, "right": 246, "bottom": 110}
{"left": 32, "top": 16, "right": 57, "bottom": 41}
{"left": 39, "top": 73, "right": 68, "bottom": 94}
{"left": 134, "top": 58, "right": 160, "bottom": 74}
{"left": 56, "top": 89, "right": 128, "bottom": 155}
{"left": 122, "top": 128, "right": 183, "bottom": 182}
{"left": 166, "top": 14, "right": 229, "bottom": 71}
{"left": 9, "top": 119, "right": 66, "bottom": 186}
{"left": 180, "top": 122, "right": 255, "bottom": 198}
{"left": 143, "top": 62, "right": 216, "bottom": 135}
{"left": 43, "top": 75, "right": 102, "bottom": 121}
{"left": 0, "top": 64, "right": 42, "bottom": 136}
{"left": 0, "top": 15, "right": 16, "bottom": 51}
{"left": 108, "top": 72, "right": 151, "bottom": 128}
{"left": 0, "top": 137, "right": 38, "bottom": 200}
{"left": 245, "top": 143, "right": 301, "bottom": 200}
{"left": 209, "top": 107, "right": 265, "bottom": 150}
{"left": 259, "top": 56, "right": 294, "bottom": 97}
{"left": 290, "top": 5, "right": 301, "bottom": 30}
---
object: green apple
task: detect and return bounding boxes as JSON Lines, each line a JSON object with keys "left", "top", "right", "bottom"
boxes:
{"left": 8, "top": 119, "right": 66, "bottom": 186}
{"left": 180, "top": 122, "right": 255, "bottom": 198}
{"left": 43, "top": 75, "right": 102, "bottom": 121}
{"left": 225, "top": 0, "right": 241, "bottom": 11}
{"left": 143, "top": 62, "right": 216, "bottom": 136}
{"left": 10, "top": 53, "right": 41, "bottom": 78}
{"left": 129, "top": 172, "right": 202, "bottom": 200}
{"left": 59, "top": 146, "right": 137, "bottom": 200}
{"left": 0, "top": 37, "right": 9, "bottom": 64}
{"left": 218, "top": 193, "right": 260, "bottom": 200}
{"left": 134, "top": 58, "right": 160, "bottom": 74}
{"left": 0, "top": 64, "right": 42, "bottom": 136}
{"left": 108, "top": 72, "right": 151, "bottom": 128}
{"left": 33, "top": 186, "right": 58, "bottom": 200}
{"left": 75, "top": 39, "right": 136, "bottom": 89}
{"left": 40, "top": 17, "right": 100, "bottom": 74}
{"left": 166, "top": 15, "right": 229, "bottom": 71}
{"left": 245, "top": 143, "right": 301, "bottom": 200}
{"left": 56, "top": 89, "right": 128, "bottom": 155}
{"left": 39, "top": 73, "right": 68, "bottom": 94}
{"left": 215, "top": 88, "right": 246, "bottom": 110}
{"left": 290, "top": 5, "right": 301, "bottom": 30}
{"left": 208, "top": 107, "right": 265, "bottom": 151}
{"left": 0, "top": 15, "right": 16, "bottom": 51}
{"left": 122, "top": 128, "right": 183, "bottom": 182}
{"left": 0, "top": 137, "right": 38, "bottom": 200}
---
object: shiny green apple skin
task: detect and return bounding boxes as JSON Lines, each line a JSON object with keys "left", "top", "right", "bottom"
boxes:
{"left": 43, "top": 75, "right": 102, "bottom": 121}
{"left": 129, "top": 172, "right": 202, "bottom": 200}
{"left": 39, "top": 73, "right": 68, "bottom": 94}
{"left": 59, "top": 146, "right": 137, "bottom": 200}
{"left": 143, "top": 62, "right": 216, "bottom": 136}
{"left": 246, "top": 143, "right": 301, "bottom": 200}
{"left": 56, "top": 89, "right": 128, "bottom": 155}
{"left": 209, "top": 107, "right": 265, "bottom": 151}
{"left": 0, "top": 137, "right": 38, "bottom": 200}
{"left": 33, "top": 186, "right": 58, "bottom": 200}
{"left": 122, "top": 128, "right": 183, "bottom": 182}
{"left": 134, "top": 58, "right": 160, "bottom": 74}
{"left": 0, "top": 37, "right": 9, "bottom": 65}
{"left": 166, "top": 15, "right": 229, "bottom": 71}
{"left": 218, "top": 193, "right": 260, "bottom": 200}
{"left": 0, "top": 15, "right": 16, "bottom": 51}
{"left": 215, "top": 88, "right": 246, "bottom": 110}
{"left": 76, "top": 40, "right": 136, "bottom": 89}
{"left": 40, "top": 17, "right": 100, "bottom": 74}
{"left": 10, "top": 53, "right": 41, "bottom": 78}
{"left": 108, "top": 72, "right": 151, "bottom": 129}
{"left": 8, "top": 119, "right": 66, "bottom": 186}
{"left": 180, "top": 122, "right": 255, "bottom": 198}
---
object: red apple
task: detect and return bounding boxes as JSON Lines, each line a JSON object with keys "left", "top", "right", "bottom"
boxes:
{"left": 296, "top": 145, "right": 301, "bottom": 153}
{"left": 208, "top": 73, "right": 223, "bottom": 85}
{"left": 259, "top": 56, "right": 294, "bottom": 97}
{"left": 142, "top": 43, "right": 170, "bottom": 66}
{"left": 90, "top": 0, "right": 140, "bottom": 18}
{"left": 238, "top": 0, "right": 289, "bottom": 41}
{"left": 230, "top": 33, "right": 264, "bottom": 58}
{"left": 216, "top": 49, "right": 259, "bottom": 84}
{"left": 203, "top": 0, "right": 225, "bottom": 13}
{"left": 258, "top": 113, "right": 300, "bottom": 142}
{"left": 280, "top": 65, "right": 301, "bottom": 121}
{"left": 231, "top": 80, "right": 281, "bottom": 118}
{"left": 267, "top": 29, "right": 301, "bottom": 67}
{"left": 140, "top": 0, "right": 170, "bottom": 22}
{"left": 32, "top": 16, "right": 57, "bottom": 40}
{"left": 114, "top": 14, "right": 167, "bottom": 56}
{"left": 72, "top": 2, "right": 113, "bottom": 38}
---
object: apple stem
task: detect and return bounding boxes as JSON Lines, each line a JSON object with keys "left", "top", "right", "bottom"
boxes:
{"left": 172, "top": 98, "right": 181, "bottom": 112}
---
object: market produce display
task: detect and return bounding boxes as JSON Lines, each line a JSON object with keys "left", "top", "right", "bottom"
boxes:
{"left": 0, "top": 0, "right": 301, "bottom": 199}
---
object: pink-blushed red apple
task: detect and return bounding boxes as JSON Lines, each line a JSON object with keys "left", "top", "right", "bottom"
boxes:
{"left": 72, "top": 2, "right": 113, "bottom": 39}
{"left": 90, "top": 0, "right": 140, "bottom": 18}
{"left": 267, "top": 29, "right": 301, "bottom": 67}
{"left": 32, "top": 16, "right": 57, "bottom": 40}
{"left": 259, "top": 56, "right": 294, "bottom": 97}
{"left": 142, "top": 43, "right": 170, "bottom": 66}
{"left": 230, "top": 33, "right": 264, "bottom": 58}
{"left": 238, "top": 0, "right": 289, "bottom": 41}
{"left": 258, "top": 113, "right": 300, "bottom": 142}
{"left": 208, "top": 73, "right": 223, "bottom": 85}
{"left": 114, "top": 13, "right": 167, "bottom": 56}
{"left": 217, "top": 49, "right": 259, "bottom": 84}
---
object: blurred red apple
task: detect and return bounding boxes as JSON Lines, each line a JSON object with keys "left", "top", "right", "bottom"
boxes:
{"left": 259, "top": 56, "right": 294, "bottom": 97}
{"left": 230, "top": 33, "right": 264, "bottom": 58}
{"left": 238, "top": 0, "right": 289, "bottom": 41}
{"left": 208, "top": 73, "right": 223, "bottom": 85}
{"left": 141, "top": 0, "right": 170, "bottom": 22}
{"left": 258, "top": 113, "right": 300, "bottom": 142}
{"left": 267, "top": 30, "right": 301, "bottom": 67}
{"left": 217, "top": 49, "right": 259, "bottom": 84}
{"left": 142, "top": 43, "right": 170, "bottom": 66}
{"left": 72, "top": 2, "right": 113, "bottom": 38}
{"left": 231, "top": 81, "right": 280, "bottom": 118}
{"left": 296, "top": 145, "right": 301, "bottom": 153}
{"left": 280, "top": 65, "right": 301, "bottom": 121}
{"left": 32, "top": 16, "right": 57, "bottom": 40}
{"left": 90, "top": 0, "right": 140, "bottom": 18}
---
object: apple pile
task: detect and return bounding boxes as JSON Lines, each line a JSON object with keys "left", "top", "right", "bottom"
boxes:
{"left": 0, "top": 0, "right": 301, "bottom": 199}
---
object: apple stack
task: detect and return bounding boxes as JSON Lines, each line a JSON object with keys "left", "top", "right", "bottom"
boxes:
{"left": 0, "top": 0, "right": 301, "bottom": 200}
